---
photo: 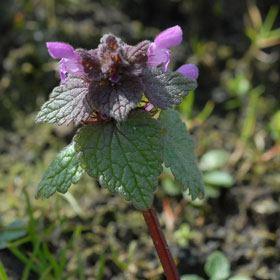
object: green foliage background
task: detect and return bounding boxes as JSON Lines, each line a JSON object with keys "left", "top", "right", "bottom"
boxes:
{"left": 0, "top": 0, "right": 279, "bottom": 279}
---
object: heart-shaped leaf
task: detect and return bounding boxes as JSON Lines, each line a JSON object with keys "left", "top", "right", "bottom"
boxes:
{"left": 74, "top": 111, "right": 163, "bottom": 209}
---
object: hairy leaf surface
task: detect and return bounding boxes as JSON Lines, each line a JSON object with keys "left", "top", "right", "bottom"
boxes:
{"left": 75, "top": 111, "right": 162, "bottom": 209}
{"left": 142, "top": 68, "right": 197, "bottom": 109}
{"left": 36, "top": 142, "right": 84, "bottom": 199}
{"left": 125, "top": 40, "right": 150, "bottom": 65}
{"left": 90, "top": 78, "right": 143, "bottom": 121}
{"left": 160, "top": 109, "right": 204, "bottom": 199}
{"left": 36, "top": 77, "right": 93, "bottom": 125}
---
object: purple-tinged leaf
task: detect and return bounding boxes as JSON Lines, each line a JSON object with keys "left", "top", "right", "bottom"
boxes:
{"left": 77, "top": 49, "right": 101, "bottom": 80}
{"left": 125, "top": 40, "right": 150, "bottom": 65}
{"left": 36, "top": 77, "right": 94, "bottom": 125}
{"left": 142, "top": 68, "right": 197, "bottom": 109}
{"left": 124, "top": 40, "right": 150, "bottom": 76}
{"left": 90, "top": 78, "right": 143, "bottom": 121}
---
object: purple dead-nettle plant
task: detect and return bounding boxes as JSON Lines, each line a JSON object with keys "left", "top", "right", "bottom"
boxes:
{"left": 36, "top": 26, "right": 204, "bottom": 278}
{"left": 36, "top": 24, "right": 204, "bottom": 208}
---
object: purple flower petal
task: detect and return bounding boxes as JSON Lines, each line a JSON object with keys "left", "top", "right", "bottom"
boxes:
{"left": 46, "top": 42, "right": 85, "bottom": 82}
{"left": 46, "top": 42, "right": 75, "bottom": 59}
{"left": 59, "top": 57, "right": 84, "bottom": 82}
{"left": 177, "top": 64, "right": 199, "bottom": 80}
{"left": 62, "top": 58, "right": 84, "bottom": 74}
{"left": 59, "top": 60, "right": 68, "bottom": 82}
{"left": 154, "top": 25, "right": 183, "bottom": 49}
{"left": 147, "top": 43, "right": 170, "bottom": 71}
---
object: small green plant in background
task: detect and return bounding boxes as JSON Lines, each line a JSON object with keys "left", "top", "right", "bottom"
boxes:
{"left": 0, "top": 262, "right": 9, "bottom": 280}
{"left": 174, "top": 224, "right": 195, "bottom": 247}
{"left": 246, "top": 5, "right": 280, "bottom": 50}
{"left": 0, "top": 220, "right": 26, "bottom": 250}
{"left": 199, "top": 149, "right": 234, "bottom": 198}
{"left": 219, "top": 4, "right": 279, "bottom": 145}
{"left": 269, "top": 110, "right": 280, "bottom": 142}
{"left": 181, "top": 250, "right": 251, "bottom": 280}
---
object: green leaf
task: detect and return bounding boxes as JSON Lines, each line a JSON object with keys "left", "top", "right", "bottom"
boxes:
{"left": 174, "top": 223, "right": 194, "bottom": 247}
{"left": 142, "top": 68, "right": 197, "bottom": 109}
{"left": 36, "top": 77, "right": 93, "bottom": 125}
{"left": 159, "top": 109, "right": 204, "bottom": 199}
{"left": 36, "top": 142, "right": 84, "bottom": 199}
{"left": 204, "top": 251, "right": 231, "bottom": 280}
{"left": 205, "top": 185, "right": 221, "bottom": 198}
{"left": 0, "top": 262, "right": 9, "bottom": 280}
{"left": 162, "top": 178, "right": 181, "bottom": 196}
{"left": 199, "top": 149, "right": 230, "bottom": 171}
{"left": 269, "top": 110, "right": 280, "bottom": 141}
{"left": 203, "top": 171, "right": 234, "bottom": 187}
{"left": 0, "top": 220, "right": 26, "bottom": 249}
{"left": 75, "top": 111, "right": 163, "bottom": 209}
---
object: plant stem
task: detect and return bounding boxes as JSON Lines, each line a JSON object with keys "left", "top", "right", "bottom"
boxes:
{"left": 142, "top": 208, "right": 180, "bottom": 280}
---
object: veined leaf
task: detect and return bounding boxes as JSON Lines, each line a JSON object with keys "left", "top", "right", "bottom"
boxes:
{"left": 160, "top": 109, "right": 204, "bottom": 199}
{"left": 90, "top": 78, "right": 142, "bottom": 122}
{"left": 142, "top": 68, "right": 197, "bottom": 109}
{"left": 75, "top": 111, "right": 163, "bottom": 209}
{"left": 36, "top": 77, "right": 93, "bottom": 125}
{"left": 36, "top": 142, "right": 84, "bottom": 199}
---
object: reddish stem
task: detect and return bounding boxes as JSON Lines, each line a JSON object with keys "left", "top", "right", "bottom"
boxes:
{"left": 142, "top": 208, "right": 180, "bottom": 280}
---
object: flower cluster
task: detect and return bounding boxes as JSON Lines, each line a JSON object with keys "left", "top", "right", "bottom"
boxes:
{"left": 36, "top": 26, "right": 198, "bottom": 125}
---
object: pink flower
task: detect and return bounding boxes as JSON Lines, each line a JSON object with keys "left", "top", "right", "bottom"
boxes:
{"left": 46, "top": 42, "right": 84, "bottom": 82}
{"left": 147, "top": 25, "right": 183, "bottom": 71}
{"left": 177, "top": 64, "right": 199, "bottom": 80}
{"left": 154, "top": 25, "right": 183, "bottom": 48}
